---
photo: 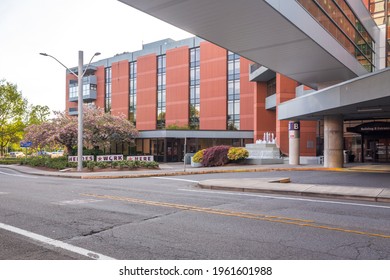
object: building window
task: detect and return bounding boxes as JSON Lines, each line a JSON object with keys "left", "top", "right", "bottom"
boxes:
{"left": 297, "top": 0, "right": 375, "bottom": 71}
{"left": 105, "top": 67, "right": 112, "bottom": 113}
{"left": 69, "top": 81, "right": 78, "bottom": 99}
{"left": 369, "top": 0, "right": 390, "bottom": 67}
{"left": 157, "top": 55, "right": 166, "bottom": 129}
{"left": 267, "top": 78, "right": 276, "bottom": 97}
{"left": 129, "top": 61, "right": 137, "bottom": 125}
{"left": 227, "top": 51, "right": 240, "bottom": 130}
{"left": 189, "top": 47, "right": 200, "bottom": 129}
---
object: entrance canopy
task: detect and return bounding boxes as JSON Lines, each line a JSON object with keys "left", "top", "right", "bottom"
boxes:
{"left": 278, "top": 67, "right": 390, "bottom": 121}
{"left": 118, "top": 0, "right": 370, "bottom": 89}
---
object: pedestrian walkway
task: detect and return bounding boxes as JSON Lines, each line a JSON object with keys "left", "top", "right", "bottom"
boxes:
{"left": 1, "top": 162, "right": 389, "bottom": 203}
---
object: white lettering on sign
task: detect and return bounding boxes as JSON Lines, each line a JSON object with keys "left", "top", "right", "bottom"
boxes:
{"left": 68, "top": 155, "right": 94, "bottom": 162}
{"left": 96, "top": 155, "right": 124, "bottom": 162}
{"left": 126, "top": 155, "right": 154, "bottom": 162}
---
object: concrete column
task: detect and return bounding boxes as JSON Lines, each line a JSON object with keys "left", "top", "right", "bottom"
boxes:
{"left": 324, "top": 115, "right": 344, "bottom": 168}
{"left": 288, "top": 121, "right": 300, "bottom": 165}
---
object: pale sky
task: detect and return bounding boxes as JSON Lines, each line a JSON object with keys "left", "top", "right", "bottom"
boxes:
{"left": 0, "top": 0, "right": 192, "bottom": 113}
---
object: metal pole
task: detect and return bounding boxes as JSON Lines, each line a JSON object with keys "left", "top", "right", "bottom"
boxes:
{"left": 183, "top": 137, "right": 187, "bottom": 172}
{"left": 77, "top": 51, "right": 83, "bottom": 171}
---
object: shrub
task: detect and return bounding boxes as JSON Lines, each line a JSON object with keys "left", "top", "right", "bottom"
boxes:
{"left": 192, "top": 149, "right": 205, "bottom": 163}
{"left": 96, "top": 161, "right": 109, "bottom": 169}
{"left": 202, "top": 145, "right": 230, "bottom": 167}
{"left": 140, "top": 161, "right": 159, "bottom": 169}
{"left": 0, "top": 158, "right": 21, "bottom": 165}
{"left": 227, "top": 147, "right": 249, "bottom": 161}
{"left": 117, "top": 160, "right": 128, "bottom": 169}
{"left": 86, "top": 161, "right": 96, "bottom": 171}
{"left": 21, "top": 156, "right": 77, "bottom": 170}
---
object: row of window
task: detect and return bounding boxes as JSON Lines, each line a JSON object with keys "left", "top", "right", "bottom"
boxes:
{"left": 69, "top": 83, "right": 97, "bottom": 99}
{"left": 157, "top": 55, "right": 166, "bottom": 130}
{"left": 105, "top": 67, "right": 112, "bottom": 113}
{"left": 189, "top": 47, "right": 201, "bottom": 129}
{"left": 227, "top": 51, "right": 240, "bottom": 130}
{"left": 129, "top": 61, "right": 137, "bottom": 124}
{"left": 297, "top": 0, "right": 375, "bottom": 71}
{"left": 368, "top": 0, "right": 390, "bottom": 67}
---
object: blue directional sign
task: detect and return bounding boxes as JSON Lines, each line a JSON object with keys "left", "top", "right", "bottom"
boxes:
{"left": 20, "top": 141, "right": 32, "bottom": 148}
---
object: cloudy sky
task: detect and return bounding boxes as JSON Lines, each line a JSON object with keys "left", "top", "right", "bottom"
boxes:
{"left": 0, "top": 0, "right": 192, "bottom": 113}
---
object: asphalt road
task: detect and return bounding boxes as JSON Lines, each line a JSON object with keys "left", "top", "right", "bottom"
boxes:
{"left": 0, "top": 167, "right": 389, "bottom": 260}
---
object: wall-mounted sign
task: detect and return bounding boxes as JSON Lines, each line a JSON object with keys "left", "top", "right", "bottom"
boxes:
{"left": 347, "top": 122, "right": 390, "bottom": 135}
{"left": 20, "top": 141, "right": 32, "bottom": 148}
{"left": 288, "top": 121, "right": 300, "bottom": 139}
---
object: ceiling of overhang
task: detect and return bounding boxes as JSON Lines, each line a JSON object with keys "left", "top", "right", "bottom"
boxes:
{"left": 118, "top": 0, "right": 359, "bottom": 89}
{"left": 294, "top": 98, "right": 390, "bottom": 121}
{"left": 277, "top": 68, "right": 390, "bottom": 121}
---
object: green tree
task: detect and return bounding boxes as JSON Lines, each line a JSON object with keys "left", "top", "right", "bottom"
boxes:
{"left": 0, "top": 80, "right": 28, "bottom": 156}
{"left": 28, "top": 104, "right": 50, "bottom": 125}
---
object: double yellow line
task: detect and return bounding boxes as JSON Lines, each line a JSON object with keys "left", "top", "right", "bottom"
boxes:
{"left": 82, "top": 193, "right": 390, "bottom": 239}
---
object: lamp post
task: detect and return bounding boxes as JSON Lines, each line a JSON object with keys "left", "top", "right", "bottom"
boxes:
{"left": 40, "top": 51, "right": 100, "bottom": 171}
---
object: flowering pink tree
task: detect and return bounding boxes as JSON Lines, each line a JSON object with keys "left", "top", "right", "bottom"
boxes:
{"left": 83, "top": 106, "right": 138, "bottom": 150}
{"left": 24, "top": 106, "right": 138, "bottom": 155}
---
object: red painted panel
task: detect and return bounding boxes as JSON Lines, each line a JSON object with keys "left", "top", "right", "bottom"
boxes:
{"left": 276, "top": 74, "right": 297, "bottom": 155}
{"left": 111, "top": 60, "right": 129, "bottom": 118}
{"left": 240, "top": 57, "right": 255, "bottom": 130}
{"left": 253, "top": 82, "right": 276, "bottom": 141}
{"left": 166, "top": 46, "right": 190, "bottom": 127}
{"left": 137, "top": 54, "right": 157, "bottom": 130}
{"left": 95, "top": 66, "right": 105, "bottom": 110}
{"left": 199, "top": 42, "right": 227, "bottom": 130}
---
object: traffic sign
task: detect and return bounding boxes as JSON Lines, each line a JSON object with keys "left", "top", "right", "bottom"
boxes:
{"left": 20, "top": 141, "right": 32, "bottom": 148}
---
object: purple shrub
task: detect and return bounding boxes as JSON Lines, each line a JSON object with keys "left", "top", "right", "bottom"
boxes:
{"left": 202, "top": 145, "right": 230, "bottom": 167}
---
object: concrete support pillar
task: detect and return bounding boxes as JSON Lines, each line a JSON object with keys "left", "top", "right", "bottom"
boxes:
{"left": 324, "top": 115, "right": 344, "bottom": 168}
{"left": 288, "top": 121, "right": 300, "bottom": 165}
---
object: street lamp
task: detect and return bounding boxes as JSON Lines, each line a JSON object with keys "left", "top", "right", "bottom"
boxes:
{"left": 40, "top": 51, "right": 101, "bottom": 171}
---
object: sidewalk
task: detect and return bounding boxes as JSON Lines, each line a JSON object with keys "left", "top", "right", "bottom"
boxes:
{"left": 1, "top": 162, "right": 390, "bottom": 203}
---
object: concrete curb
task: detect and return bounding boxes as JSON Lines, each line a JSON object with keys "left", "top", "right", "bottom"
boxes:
{"left": 197, "top": 181, "right": 390, "bottom": 203}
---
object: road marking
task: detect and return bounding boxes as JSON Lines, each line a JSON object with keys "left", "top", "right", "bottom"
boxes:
{"left": 82, "top": 193, "right": 390, "bottom": 239}
{"left": 179, "top": 189, "right": 390, "bottom": 210}
{"left": 0, "top": 192, "right": 9, "bottom": 195}
{"left": 52, "top": 199, "right": 103, "bottom": 206}
{"left": 0, "top": 222, "right": 115, "bottom": 260}
{"left": 151, "top": 177, "right": 200, "bottom": 183}
{"left": 0, "top": 170, "right": 38, "bottom": 179}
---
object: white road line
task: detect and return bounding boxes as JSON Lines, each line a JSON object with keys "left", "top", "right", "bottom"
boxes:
{"left": 0, "top": 170, "right": 38, "bottom": 179}
{"left": 0, "top": 192, "right": 9, "bottom": 195}
{"left": 52, "top": 199, "right": 103, "bottom": 206}
{"left": 0, "top": 222, "right": 115, "bottom": 260}
{"left": 179, "top": 188, "right": 390, "bottom": 210}
{"left": 151, "top": 177, "right": 200, "bottom": 183}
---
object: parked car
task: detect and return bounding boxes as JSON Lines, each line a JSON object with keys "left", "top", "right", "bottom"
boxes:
{"left": 50, "top": 150, "right": 64, "bottom": 158}
{"left": 9, "top": 152, "right": 25, "bottom": 158}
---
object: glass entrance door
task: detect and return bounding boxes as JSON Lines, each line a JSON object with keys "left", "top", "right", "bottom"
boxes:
{"left": 365, "top": 138, "right": 390, "bottom": 163}
{"left": 377, "top": 139, "right": 389, "bottom": 163}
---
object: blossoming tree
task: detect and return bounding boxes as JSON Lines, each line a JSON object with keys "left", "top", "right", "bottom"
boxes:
{"left": 24, "top": 106, "right": 138, "bottom": 155}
